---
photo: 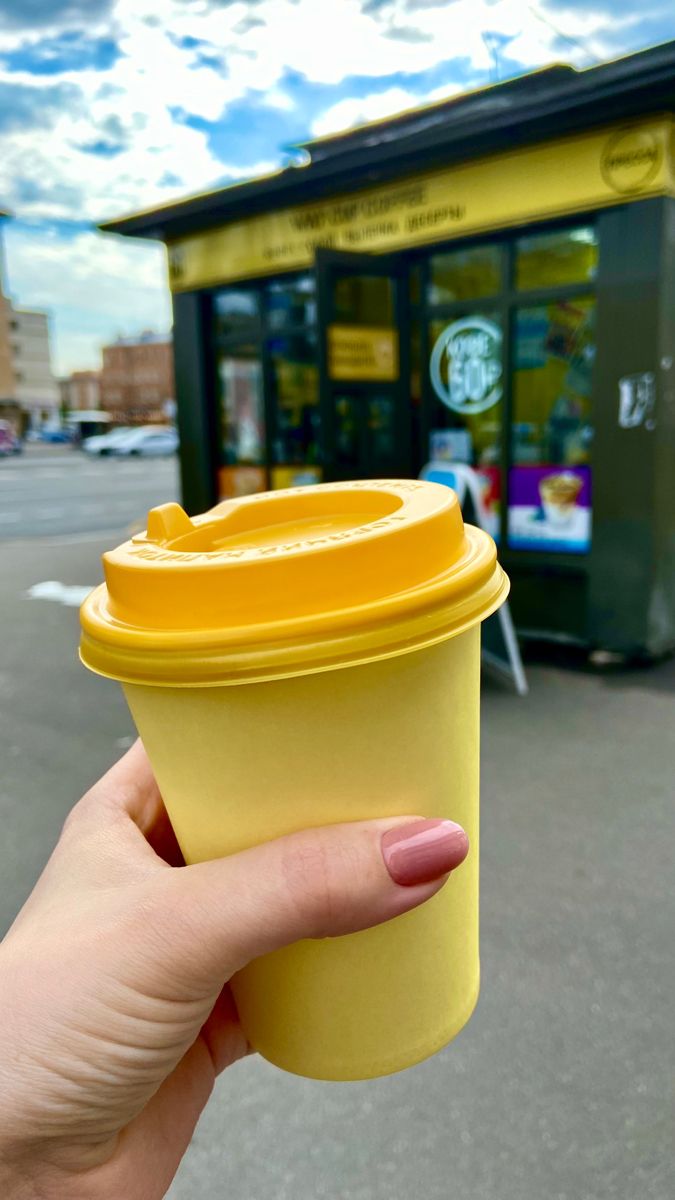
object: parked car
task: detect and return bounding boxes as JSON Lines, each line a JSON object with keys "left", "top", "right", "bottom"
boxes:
{"left": 112, "top": 425, "right": 179, "bottom": 457}
{"left": 82, "top": 427, "right": 134, "bottom": 456}
{"left": 0, "top": 420, "right": 21, "bottom": 456}
{"left": 40, "top": 427, "right": 72, "bottom": 444}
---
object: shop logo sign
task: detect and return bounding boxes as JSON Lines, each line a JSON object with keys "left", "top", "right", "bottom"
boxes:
{"left": 601, "top": 128, "right": 661, "bottom": 194}
{"left": 430, "top": 316, "right": 502, "bottom": 415}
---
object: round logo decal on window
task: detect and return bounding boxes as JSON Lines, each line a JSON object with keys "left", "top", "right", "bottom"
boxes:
{"left": 430, "top": 316, "right": 502, "bottom": 414}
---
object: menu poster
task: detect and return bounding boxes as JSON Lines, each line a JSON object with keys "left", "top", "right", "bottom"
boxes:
{"left": 508, "top": 465, "right": 591, "bottom": 553}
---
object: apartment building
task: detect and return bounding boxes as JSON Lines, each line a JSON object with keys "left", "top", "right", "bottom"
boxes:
{"left": 0, "top": 213, "right": 59, "bottom": 428}
{"left": 100, "top": 331, "right": 174, "bottom": 424}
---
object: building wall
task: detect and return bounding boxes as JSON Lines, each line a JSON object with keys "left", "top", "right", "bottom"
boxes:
{"left": 0, "top": 218, "right": 14, "bottom": 400}
{"left": 100, "top": 334, "right": 174, "bottom": 424}
{"left": 67, "top": 370, "right": 101, "bottom": 411}
{"left": 10, "top": 307, "right": 59, "bottom": 423}
{"left": 0, "top": 218, "right": 59, "bottom": 427}
{"left": 0, "top": 292, "right": 16, "bottom": 399}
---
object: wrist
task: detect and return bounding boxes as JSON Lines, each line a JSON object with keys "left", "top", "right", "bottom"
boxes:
{"left": 0, "top": 1146, "right": 93, "bottom": 1200}
{"left": 0, "top": 1154, "right": 40, "bottom": 1200}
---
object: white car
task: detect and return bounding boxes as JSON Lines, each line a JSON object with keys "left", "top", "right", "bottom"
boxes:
{"left": 82, "top": 427, "right": 133, "bottom": 456}
{"left": 112, "top": 426, "right": 179, "bottom": 457}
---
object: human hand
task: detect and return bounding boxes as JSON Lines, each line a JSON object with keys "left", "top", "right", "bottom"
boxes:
{"left": 0, "top": 741, "right": 469, "bottom": 1200}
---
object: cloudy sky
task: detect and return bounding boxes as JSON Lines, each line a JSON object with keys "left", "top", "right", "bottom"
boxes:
{"left": 0, "top": 0, "right": 673, "bottom": 376}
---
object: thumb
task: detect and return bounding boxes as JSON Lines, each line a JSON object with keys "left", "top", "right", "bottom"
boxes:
{"left": 158, "top": 816, "right": 469, "bottom": 992}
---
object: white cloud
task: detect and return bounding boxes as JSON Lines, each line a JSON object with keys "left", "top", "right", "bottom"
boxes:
{"left": 311, "top": 79, "right": 469, "bottom": 137}
{"left": 307, "top": 0, "right": 625, "bottom": 139}
{"left": 264, "top": 88, "right": 296, "bottom": 111}
{"left": 0, "top": 0, "right": 652, "bottom": 378}
{"left": 3, "top": 224, "right": 171, "bottom": 374}
{"left": 312, "top": 87, "right": 426, "bottom": 137}
{"left": 0, "top": 0, "right": 282, "bottom": 224}
{"left": 0, "top": 0, "right": 632, "bottom": 227}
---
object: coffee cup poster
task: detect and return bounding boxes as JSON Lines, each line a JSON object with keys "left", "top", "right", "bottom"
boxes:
{"left": 508, "top": 466, "right": 591, "bottom": 553}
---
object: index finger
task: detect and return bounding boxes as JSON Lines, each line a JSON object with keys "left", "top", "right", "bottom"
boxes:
{"left": 69, "top": 737, "right": 161, "bottom": 837}
{"left": 75, "top": 739, "right": 184, "bottom": 866}
{"left": 93, "top": 739, "right": 163, "bottom": 830}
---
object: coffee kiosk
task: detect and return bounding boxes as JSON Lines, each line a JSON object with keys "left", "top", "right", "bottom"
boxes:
{"left": 101, "top": 41, "right": 675, "bottom": 658}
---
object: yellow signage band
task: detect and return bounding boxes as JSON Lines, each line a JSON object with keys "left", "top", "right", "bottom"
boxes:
{"left": 167, "top": 118, "right": 675, "bottom": 292}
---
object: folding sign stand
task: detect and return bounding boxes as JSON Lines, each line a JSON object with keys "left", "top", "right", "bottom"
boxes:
{"left": 419, "top": 461, "right": 529, "bottom": 696}
{"left": 481, "top": 601, "right": 529, "bottom": 696}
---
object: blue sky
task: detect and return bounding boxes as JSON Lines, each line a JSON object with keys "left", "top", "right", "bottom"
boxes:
{"left": 0, "top": 0, "right": 673, "bottom": 375}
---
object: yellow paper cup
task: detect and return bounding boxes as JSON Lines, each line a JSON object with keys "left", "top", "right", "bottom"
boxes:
{"left": 80, "top": 479, "right": 508, "bottom": 1080}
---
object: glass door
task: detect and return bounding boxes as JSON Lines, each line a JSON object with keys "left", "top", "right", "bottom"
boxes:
{"left": 315, "top": 248, "right": 410, "bottom": 481}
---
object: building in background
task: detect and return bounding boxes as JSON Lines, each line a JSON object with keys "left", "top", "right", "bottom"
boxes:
{"left": 10, "top": 307, "right": 60, "bottom": 428}
{"left": 0, "top": 212, "right": 59, "bottom": 432}
{"left": 100, "top": 331, "right": 174, "bottom": 425}
{"left": 0, "top": 216, "right": 15, "bottom": 405}
{"left": 59, "top": 369, "right": 101, "bottom": 412}
{"left": 0, "top": 212, "right": 21, "bottom": 434}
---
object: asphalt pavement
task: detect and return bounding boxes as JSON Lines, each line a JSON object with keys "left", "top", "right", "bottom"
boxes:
{"left": 1, "top": 450, "right": 674, "bottom": 1200}
{"left": 0, "top": 443, "right": 178, "bottom": 537}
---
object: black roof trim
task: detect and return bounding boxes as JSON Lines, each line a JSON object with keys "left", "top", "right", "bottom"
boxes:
{"left": 296, "top": 64, "right": 577, "bottom": 162}
{"left": 99, "top": 39, "right": 675, "bottom": 242}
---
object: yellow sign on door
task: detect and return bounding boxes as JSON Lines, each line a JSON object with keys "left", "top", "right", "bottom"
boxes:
{"left": 328, "top": 325, "right": 399, "bottom": 381}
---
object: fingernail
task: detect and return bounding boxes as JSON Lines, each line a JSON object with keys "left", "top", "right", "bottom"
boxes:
{"left": 381, "top": 819, "right": 469, "bottom": 887}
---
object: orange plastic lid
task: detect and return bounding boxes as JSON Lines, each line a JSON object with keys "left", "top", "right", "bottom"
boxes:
{"left": 80, "top": 479, "right": 509, "bottom": 687}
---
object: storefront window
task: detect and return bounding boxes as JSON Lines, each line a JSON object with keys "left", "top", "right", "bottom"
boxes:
{"left": 368, "top": 396, "right": 396, "bottom": 463}
{"left": 333, "top": 274, "right": 393, "bottom": 324}
{"left": 409, "top": 264, "right": 422, "bottom": 306}
{"left": 515, "top": 226, "right": 598, "bottom": 291}
{"left": 218, "top": 348, "right": 264, "bottom": 465}
{"left": 269, "top": 332, "right": 320, "bottom": 465}
{"left": 511, "top": 296, "right": 595, "bottom": 466}
{"left": 410, "top": 318, "right": 423, "bottom": 469}
{"left": 428, "top": 313, "right": 503, "bottom": 467}
{"left": 508, "top": 296, "right": 595, "bottom": 554}
{"left": 410, "top": 319, "right": 422, "bottom": 405}
{"left": 428, "top": 245, "right": 502, "bottom": 304}
{"left": 214, "top": 289, "right": 259, "bottom": 337}
{"left": 334, "top": 392, "right": 397, "bottom": 472}
{"left": 335, "top": 395, "right": 359, "bottom": 467}
{"left": 267, "top": 275, "right": 316, "bottom": 330}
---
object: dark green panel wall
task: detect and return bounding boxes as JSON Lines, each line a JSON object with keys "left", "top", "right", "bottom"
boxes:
{"left": 588, "top": 199, "right": 664, "bottom": 654}
{"left": 651, "top": 198, "right": 675, "bottom": 654}
{"left": 172, "top": 291, "right": 218, "bottom": 515}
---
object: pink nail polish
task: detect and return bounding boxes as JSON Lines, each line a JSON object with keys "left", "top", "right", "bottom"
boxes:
{"left": 381, "top": 819, "right": 469, "bottom": 887}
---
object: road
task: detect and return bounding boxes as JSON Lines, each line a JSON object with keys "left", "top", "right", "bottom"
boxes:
{"left": 0, "top": 444, "right": 179, "bottom": 537}
{"left": 1, "top": 451, "right": 674, "bottom": 1200}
